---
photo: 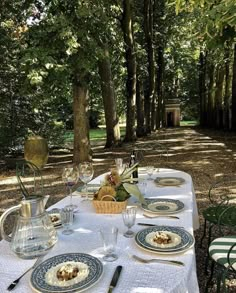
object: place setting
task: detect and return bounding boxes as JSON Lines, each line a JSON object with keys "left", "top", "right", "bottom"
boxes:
{"left": 30, "top": 253, "right": 104, "bottom": 293}
{"left": 154, "top": 177, "right": 185, "bottom": 187}
{"left": 134, "top": 225, "right": 195, "bottom": 255}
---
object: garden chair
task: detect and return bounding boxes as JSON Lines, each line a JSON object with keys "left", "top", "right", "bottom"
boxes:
{"left": 205, "top": 205, "right": 236, "bottom": 293}
{"left": 16, "top": 160, "right": 44, "bottom": 198}
{"left": 200, "top": 176, "right": 236, "bottom": 272}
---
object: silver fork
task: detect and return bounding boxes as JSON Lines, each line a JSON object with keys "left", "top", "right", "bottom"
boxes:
{"left": 132, "top": 254, "right": 184, "bottom": 267}
{"left": 143, "top": 213, "right": 179, "bottom": 219}
{"left": 7, "top": 256, "right": 44, "bottom": 291}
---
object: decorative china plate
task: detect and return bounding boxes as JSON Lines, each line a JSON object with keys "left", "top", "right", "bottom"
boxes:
{"left": 77, "top": 184, "right": 100, "bottom": 195}
{"left": 48, "top": 209, "right": 62, "bottom": 227}
{"left": 135, "top": 226, "right": 194, "bottom": 254}
{"left": 154, "top": 177, "right": 185, "bottom": 186}
{"left": 141, "top": 199, "right": 184, "bottom": 214}
{"left": 30, "top": 253, "right": 103, "bottom": 293}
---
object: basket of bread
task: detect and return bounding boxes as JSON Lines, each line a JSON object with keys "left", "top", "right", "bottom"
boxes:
{"left": 93, "top": 164, "right": 145, "bottom": 214}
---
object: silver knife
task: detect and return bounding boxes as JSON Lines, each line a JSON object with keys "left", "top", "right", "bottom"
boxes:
{"left": 138, "top": 222, "right": 157, "bottom": 227}
{"left": 108, "top": 265, "right": 123, "bottom": 293}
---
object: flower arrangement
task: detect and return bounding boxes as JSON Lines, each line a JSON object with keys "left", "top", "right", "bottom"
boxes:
{"left": 94, "top": 163, "right": 145, "bottom": 204}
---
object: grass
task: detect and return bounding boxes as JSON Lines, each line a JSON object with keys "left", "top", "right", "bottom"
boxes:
{"left": 64, "top": 127, "right": 126, "bottom": 143}
{"left": 180, "top": 120, "right": 198, "bottom": 126}
{"left": 64, "top": 122, "right": 198, "bottom": 143}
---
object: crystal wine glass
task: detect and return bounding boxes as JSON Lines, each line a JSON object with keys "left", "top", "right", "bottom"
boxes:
{"left": 79, "top": 161, "right": 94, "bottom": 200}
{"left": 62, "top": 166, "right": 79, "bottom": 209}
{"left": 122, "top": 207, "right": 137, "bottom": 238}
{"left": 146, "top": 166, "right": 155, "bottom": 180}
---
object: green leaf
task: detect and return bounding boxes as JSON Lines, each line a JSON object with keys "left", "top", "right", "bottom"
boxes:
{"left": 123, "top": 183, "right": 146, "bottom": 204}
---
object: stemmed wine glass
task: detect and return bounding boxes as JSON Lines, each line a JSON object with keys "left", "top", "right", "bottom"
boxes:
{"left": 62, "top": 166, "right": 79, "bottom": 209}
{"left": 122, "top": 207, "right": 137, "bottom": 238}
{"left": 146, "top": 166, "right": 155, "bottom": 180}
{"left": 79, "top": 161, "right": 94, "bottom": 200}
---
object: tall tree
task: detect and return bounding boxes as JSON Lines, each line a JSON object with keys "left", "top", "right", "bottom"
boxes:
{"left": 144, "top": 0, "right": 156, "bottom": 132}
{"left": 232, "top": 44, "right": 236, "bottom": 130}
{"left": 121, "top": 0, "right": 137, "bottom": 142}
{"left": 98, "top": 45, "right": 121, "bottom": 148}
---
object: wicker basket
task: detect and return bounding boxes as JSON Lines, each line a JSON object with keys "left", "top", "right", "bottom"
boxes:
{"left": 92, "top": 195, "right": 128, "bottom": 214}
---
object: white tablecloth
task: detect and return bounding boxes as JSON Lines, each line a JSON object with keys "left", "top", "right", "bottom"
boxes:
{"left": 0, "top": 168, "right": 200, "bottom": 293}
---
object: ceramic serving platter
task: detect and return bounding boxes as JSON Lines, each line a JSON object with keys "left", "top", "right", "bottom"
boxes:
{"left": 135, "top": 226, "right": 194, "bottom": 254}
{"left": 154, "top": 177, "right": 185, "bottom": 186}
{"left": 141, "top": 198, "right": 184, "bottom": 214}
{"left": 31, "top": 253, "right": 103, "bottom": 293}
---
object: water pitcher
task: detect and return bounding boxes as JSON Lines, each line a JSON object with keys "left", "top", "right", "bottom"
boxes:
{"left": 0, "top": 195, "right": 57, "bottom": 259}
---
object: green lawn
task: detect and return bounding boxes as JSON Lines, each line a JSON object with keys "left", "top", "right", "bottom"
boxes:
{"left": 180, "top": 120, "right": 198, "bottom": 126}
{"left": 64, "top": 122, "right": 197, "bottom": 143}
{"left": 64, "top": 127, "right": 126, "bottom": 143}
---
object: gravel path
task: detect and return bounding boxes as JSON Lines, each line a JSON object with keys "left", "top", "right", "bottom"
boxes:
{"left": 1, "top": 126, "right": 236, "bottom": 292}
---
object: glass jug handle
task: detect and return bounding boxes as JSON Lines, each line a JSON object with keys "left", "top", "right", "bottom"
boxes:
{"left": 0, "top": 205, "right": 20, "bottom": 242}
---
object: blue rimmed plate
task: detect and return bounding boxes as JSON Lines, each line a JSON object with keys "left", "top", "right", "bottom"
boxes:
{"left": 141, "top": 199, "right": 184, "bottom": 214}
{"left": 154, "top": 177, "right": 185, "bottom": 186}
{"left": 30, "top": 253, "right": 103, "bottom": 292}
{"left": 135, "top": 226, "right": 195, "bottom": 254}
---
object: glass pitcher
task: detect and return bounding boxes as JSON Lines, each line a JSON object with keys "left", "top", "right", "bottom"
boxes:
{"left": 0, "top": 195, "right": 57, "bottom": 259}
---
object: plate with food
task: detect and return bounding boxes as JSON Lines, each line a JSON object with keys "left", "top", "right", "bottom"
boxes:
{"left": 154, "top": 177, "right": 185, "bottom": 187}
{"left": 135, "top": 226, "right": 194, "bottom": 254}
{"left": 141, "top": 199, "right": 184, "bottom": 214}
{"left": 30, "top": 253, "right": 103, "bottom": 292}
{"left": 48, "top": 209, "right": 62, "bottom": 227}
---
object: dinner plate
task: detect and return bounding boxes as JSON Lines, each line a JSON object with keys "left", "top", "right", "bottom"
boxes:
{"left": 154, "top": 177, "right": 185, "bottom": 186}
{"left": 141, "top": 199, "right": 184, "bottom": 214}
{"left": 31, "top": 253, "right": 103, "bottom": 293}
{"left": 48, "top": 209, "right": 62, "bottom": 227}
{"left": 135, "top": 226, "right": 194, "bottom": 254}
{"left": 77, "top": 184, "right": 100, "bottom": 195}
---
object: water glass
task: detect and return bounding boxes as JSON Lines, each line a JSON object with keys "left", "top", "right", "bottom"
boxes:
{"left": 79, "top": 162, "right": 94, "bottom": 201}
{"left": 62, "top": 166, "right": 79, "bottom": 209}
{"left": 115, "top": 158, "right": 125, "bottom": 175}
{"left": 137, "top": 181, "right": 147, "bottom": 196}
{"left": 100, "top": 226, "right": 118, "bottom": 262}
{"left": 146, "top": 166, "right": 155, "bottom": 180}
{"left": 122, "top": 207, "right": 137, "bottom": 238}
{"left": 60, "top": 206, "right": 74, "bottom": 235}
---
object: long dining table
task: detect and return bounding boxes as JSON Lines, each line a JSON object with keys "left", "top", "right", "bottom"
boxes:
{"left": 0, "top": 168, "right": 200, "bottom": 293}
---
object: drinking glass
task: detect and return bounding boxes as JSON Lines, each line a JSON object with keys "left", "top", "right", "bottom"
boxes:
{"left": 100, "top": 226, "right": 118, "bottom": 262}
{"left": 146, "top": 166, "right": 155, "bottom": 180}
{"left": 115, "top": 158, "right": 125, "bottom": 175}
{"left": 122, "top": 207, "right": 137, "bottom": 238}
{"left": 79, "top": 162, "right": 94, "bottom": 200}
{"left": 62, "top": 166, "right": 79, "bottom": 209}
{"left": 137, "top": 181, "right": 147, "bottom": 196}
{"left": 60, "top": 206, "right": 74, "bottom": 235}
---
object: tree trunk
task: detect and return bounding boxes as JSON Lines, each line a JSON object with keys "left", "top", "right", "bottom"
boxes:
{"left": 231, "top": 44, "right": 236, "bottom": 130}
{"left": 207, "top": 64, "right": 215, "bottom": 127}
{"left": 73, "top": 73, "right": 91, "bottom": 164}
{"left": 144, "top": 0, "right": 156, "bottom": 132}
{"left": 136, "top": 78, "right": 146, "bottom": 137}
{"left": 199, "top": 51, "right": 207, "bottom": 127}
{"left": 156, "top": 45, "right": 164, "bottom": 128}
{"left": 224, "top": 45, "right": 231, "bottom": 130}
{"left": 122, "top": 0, "right": 137, "bottom": 142}
{"left": 215, "top": 65, "right": 225, "bottom": 128}
{"left": 98, "top": 46, "right": 121, "bottom": 148}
